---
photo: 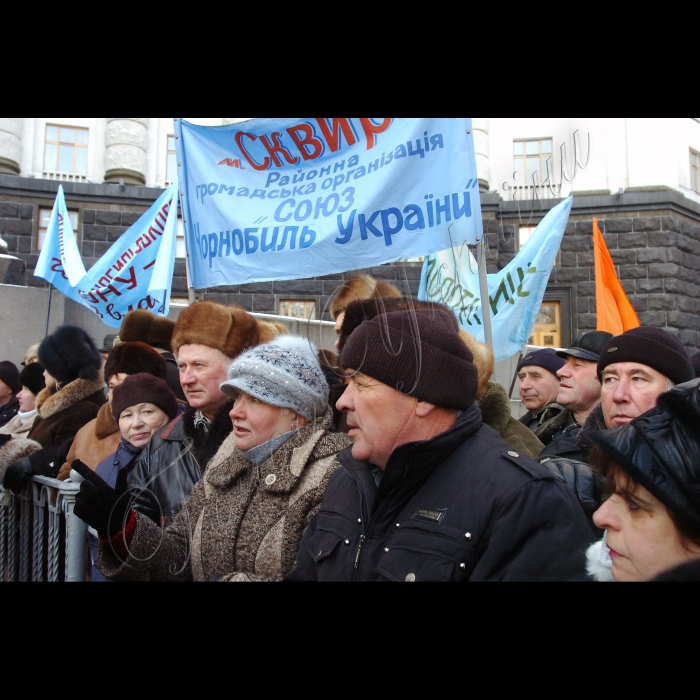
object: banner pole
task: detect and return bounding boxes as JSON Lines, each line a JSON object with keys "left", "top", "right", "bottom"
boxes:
{"left": 477, "top": 239, "right": 493, "bottom": 349}
{"left": 44, "top": 285, "right": 53, "bottom": 338}
{"left": 185, "top": 256, "right": 196, "bottom": 304}
{"left": 508, "top": 353, "right": 523, "bottom": 399}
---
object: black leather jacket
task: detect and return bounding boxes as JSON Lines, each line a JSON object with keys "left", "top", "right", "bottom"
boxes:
{"left": 128, "top": 403, "right": 233, "bottom": 526}
{"left": 286, "top": 404, "right": 594, "bottom": 582}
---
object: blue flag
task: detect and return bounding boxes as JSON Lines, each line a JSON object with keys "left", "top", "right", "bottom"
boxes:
{"left": 174, "top": 118, "right": 483, "bottom": 288}
{"left": 77, "top": 182, "right": 179, "bottom": 328}
{"left": 418, "top": 197, "right": 573, "bottom": 361}
{"left": 34, "top": 185, "right": 92, "bottom": 309}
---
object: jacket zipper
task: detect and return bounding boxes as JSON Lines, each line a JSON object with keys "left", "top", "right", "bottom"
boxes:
{"left": 342, "top": 466, "right": 369, "bottom": 578}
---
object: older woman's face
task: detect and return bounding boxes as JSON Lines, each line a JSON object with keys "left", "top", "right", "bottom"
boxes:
{"left": 593, "top": 473, "right": 700, "bottom": 581}
{"left": 229, "top": 391, "right": 304, "bottom": 452}
{"left": 118, "top": 402, "right": 170, "bottom": 449}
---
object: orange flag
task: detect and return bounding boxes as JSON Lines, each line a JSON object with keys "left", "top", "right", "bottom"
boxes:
{"left": 593, "top": 218, "right": 640, "bottom": 334}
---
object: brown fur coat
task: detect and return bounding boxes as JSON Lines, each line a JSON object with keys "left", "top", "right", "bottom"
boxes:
{"left": 56, "top": 402, "right": 121, "bottom": 481}
{"left": 27, "top": 376, "right": 106, "bottom": 449}
{"left": 98, "top": 408, "right": 351, "bottom": 582}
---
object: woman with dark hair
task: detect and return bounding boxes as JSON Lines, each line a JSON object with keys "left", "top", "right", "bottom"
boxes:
{"left": 586, "top": 378, "right": 700, "bottom": 582}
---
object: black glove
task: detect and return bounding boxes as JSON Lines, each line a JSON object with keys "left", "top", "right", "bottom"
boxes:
{"left": 0, "top": 434, "right": 12, "bottom": 446}
{"left": 72, "top": 460, "right": 133, "bottom": 539}
{"left": 3, "top": 457, "right": 34, "bottom": 494}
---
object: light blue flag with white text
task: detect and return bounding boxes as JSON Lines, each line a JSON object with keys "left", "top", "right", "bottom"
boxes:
{"left": 33, "top": 185, "right": 91, "bottom": 308}
{"left": 174, "top": 118, "right": 483, "bottom": 288}
{"left": 418, "top": 196, "right": 573, "bottom": 361}
{"left": 77, "top": 182, "right": 179, "bottom": 328}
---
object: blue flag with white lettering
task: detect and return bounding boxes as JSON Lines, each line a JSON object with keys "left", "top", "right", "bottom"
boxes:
{"left": 174, "top": 118, "right": 482, "bottom": 288}
{"left": 34, "top": 185, "right": 91, "bottom": 308}
{"left": 418, "top": 196, "right": 573, "bottom": 361}
{"left": 77, "top": 182, "right": 179, "bottom": 328}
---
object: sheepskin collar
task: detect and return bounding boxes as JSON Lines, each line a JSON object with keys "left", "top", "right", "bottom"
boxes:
{"left": 35, "top": 376, "right": 105, "bottom": 420}
{"left": 0, "top": 437, "right": 43, "bottom": 477}
{"left": 534, "top": 406, "right": 574, "bottom": 444}
{"left": 576, "top": 403, "right": 607, "bottom": 457}
{"left": 478, "top": 381, "right": 513, "bottom": 435}
{"left": 94, "top": 402, "right": 119, "bottom": 440}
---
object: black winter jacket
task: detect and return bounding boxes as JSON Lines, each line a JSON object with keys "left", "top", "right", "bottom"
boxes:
{"left": 285, "top": 404, "right": 595, "bottom": 582}
{"left": 0, "top": 397, "right": 19, "bottom": 429}
{"left": 128, "top": 402, "right": 233, "bottom": 526}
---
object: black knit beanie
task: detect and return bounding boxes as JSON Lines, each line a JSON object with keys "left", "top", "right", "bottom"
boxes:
{"left": 0, "top": 361, "right": 21, "bottom": 394}
{"left": 340, "top": 309, "right": 479, "bottom": 410}
{"left": 112, "top": 373, "right": 179, "bottom": 422}
{"left": 516, "top": 348, "right": 565, "bottom": 377}
{"left": 19, "top": 362, "right": 46, "bottom": 397}
{"left": 38, "top": 325, "right": 102, "bottom": 384}
{"left": 597, "top": 327, "right": 694, "bottom": 385}
{"left": 104, "top": 341, "right": 167, "bottom": 382}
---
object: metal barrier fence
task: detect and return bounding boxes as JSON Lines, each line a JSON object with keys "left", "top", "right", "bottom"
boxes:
{"left": 0, "top": 476, "right": 87, "bottom": 582}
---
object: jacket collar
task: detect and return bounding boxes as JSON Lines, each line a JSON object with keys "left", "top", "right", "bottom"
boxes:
{"left": 338, "top": 403, "right": 483, "bottom": 516}
{"left": 205, "top": 408, "right": 336, "bottom": 493}
{"left": 36, "top": 376, "right": 105, "bottom": 420}
{"left": 95, "top": 402, "right": 119, "bottom": 440}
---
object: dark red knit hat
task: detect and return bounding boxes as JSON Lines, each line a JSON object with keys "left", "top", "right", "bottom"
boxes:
{"left": 340, "top": 309, "right": 479, "bottom": 410}
{"left": 104, "top": 342, "right": 167, "bottom": 382}
{"left": 597, "top": 327, "right": 694, "bottom": 385}
{"left": 111, "top": 373, "right": 179, "bottom": 421}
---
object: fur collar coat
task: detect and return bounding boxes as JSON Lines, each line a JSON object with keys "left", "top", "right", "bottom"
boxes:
{"left": 27, "top": 376, "right": 106, "bottom": 449}
{"left": 98, "top": 408, "right": 351, "bottom": 582}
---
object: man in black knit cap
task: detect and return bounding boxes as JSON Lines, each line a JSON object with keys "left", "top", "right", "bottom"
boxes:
{"left": 285, "top": 308, "right": 594, "bottom": 582}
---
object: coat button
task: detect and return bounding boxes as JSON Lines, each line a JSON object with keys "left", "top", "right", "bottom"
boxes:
{"left": 405, "top": 573, "right": 416, "bottom": 582}
{"left": 508, "top": 451, "right": 519, "bottom": 458}
{"left": 460, "top": 563, "right": 466, "bottom": 570}
{"left": 465, "top": 532, "right": 472, "bottom": 540}
{"left": 357, "top": 518, "right": 362, "bottom": 523}
{"left": 384, "top": 548, "right": 389, "bottom": 552}
{"left": 395, "top": 523, "right": 400, "bottom": 528}
{"left": 344, "top": 540, "right": 350, "bottom": 546}
{"left": 265, "top": 474, "right": 277, "bottom": 486}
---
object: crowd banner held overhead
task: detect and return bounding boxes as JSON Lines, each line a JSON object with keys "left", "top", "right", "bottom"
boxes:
{"left": 34, "top": 185, "right": 92, "bottom": 309}
{"left": 77, "top": 182, "right": 179, "bottom": 328}
{"left": 419, "top": 196, "right": 573, "bottom": 361}
{"left": 593, "top": 218, "right": 640, "bottom": 335}
{"left": 174, "top": 118, "right": 483, "bottom": 288}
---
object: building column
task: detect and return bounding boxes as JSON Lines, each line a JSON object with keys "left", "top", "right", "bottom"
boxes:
{"left": 472, "top": 118, "right": 491, "bottom": 193}
{"left": 0, "top": 118, "right": 22, "bottom": 175}
{"left": 104, "top": 118, "right": 149, "bottom": 185}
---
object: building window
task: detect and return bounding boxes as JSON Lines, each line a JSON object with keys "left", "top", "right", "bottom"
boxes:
{"left": 166, "top": 136, "right": 177, "bottom": 184}
{"left": 44, "top": 125, "right": 88, "bottom": 176}
{"left": 513, "top": 138, "right": 553, "bottom": 185}
{"left": 528, "top": 301, "right": 561, "bottom": 348}
{"left": 518, "top": 224, "right": 560, "bottom": 266}
{"left": 691, "top": 149, "right": 700, "bottom": 194}
{"left": 38, "top": 207, "right": 79, "bottom": 250}
{"left": 278, "top": 300, "right": 317, "bottom": 320}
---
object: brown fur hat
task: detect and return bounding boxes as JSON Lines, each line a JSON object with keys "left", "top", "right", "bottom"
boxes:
{"left": 330, "top": 274, "right": 402, "bottom": 320}
{"left": 337, "top": 296, "right": 459, "bottom": 354}
{"left": 458, "top": 330, "right": 495, "bottom": 400}
{"left": 119, "top": 309, "right": 175, "bottom": 352}
{"left": 103, "top": 341, "right": 168, "bottom": 381}
{"left": 171, "top": 301, "right": 260, "bottom": 359}
{"left": 258, "top": 320, "right": 289, "bottom": 344}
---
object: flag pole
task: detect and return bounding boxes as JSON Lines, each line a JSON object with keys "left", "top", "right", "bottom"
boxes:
{"left": 185, "top": 255, "right": 196, "bottom": 304}
{"left": 44, "top": 285, "right": 53, "bottom": 338}
{"left": 477, "top": 238, "right": 493, "bottom": 349}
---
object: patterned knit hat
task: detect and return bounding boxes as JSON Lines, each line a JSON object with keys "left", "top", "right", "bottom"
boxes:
{"left": 220, "top": 335, "right": 329, "bottom": 420}
{"left": 341, "top": 309, "right": 479, "bottom": 410}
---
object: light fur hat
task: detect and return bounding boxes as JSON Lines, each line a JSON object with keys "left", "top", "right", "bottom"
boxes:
{"left": 221, "top": 335, "right": 329, "bottom": 421}
{"left": 330, "top": 274, "right": 402, "bottom": 321}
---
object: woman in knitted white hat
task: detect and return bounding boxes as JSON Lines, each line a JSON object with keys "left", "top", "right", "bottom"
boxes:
{"left": 73, "top": 334, "right": 351, "bottom": 582}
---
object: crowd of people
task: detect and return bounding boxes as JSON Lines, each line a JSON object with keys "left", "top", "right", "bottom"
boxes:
{"left": 1, "top": 273, "right": 699, "bottom": 582}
